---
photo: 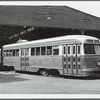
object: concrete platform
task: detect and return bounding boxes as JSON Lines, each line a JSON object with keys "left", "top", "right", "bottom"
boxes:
{"left": 0, "top": 71, "right": 100, "bottom": 94}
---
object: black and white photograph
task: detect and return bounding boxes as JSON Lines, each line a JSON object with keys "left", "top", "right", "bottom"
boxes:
{"left": 0, "top": 1, "right": 100, "bottom": 98}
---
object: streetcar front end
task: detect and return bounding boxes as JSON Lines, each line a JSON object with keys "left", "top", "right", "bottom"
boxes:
{"left": 81, "top": 39, "right": 100, "bottom": 77}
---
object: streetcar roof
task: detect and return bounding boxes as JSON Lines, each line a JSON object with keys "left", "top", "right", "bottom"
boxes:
{"left": 3, "top": 35, "right": 100, "bottom": 48}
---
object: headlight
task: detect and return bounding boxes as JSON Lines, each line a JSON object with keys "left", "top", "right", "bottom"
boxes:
{"left": 97, "top": 61, "right": 100, "bottom": 66}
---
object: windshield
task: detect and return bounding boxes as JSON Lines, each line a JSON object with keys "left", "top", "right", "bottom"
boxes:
{"left": 84, "top": 44, "right": 100, "bottom": 55}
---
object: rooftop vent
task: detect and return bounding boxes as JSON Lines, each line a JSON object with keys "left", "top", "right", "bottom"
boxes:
{"left": 17, "top": 39, "right": 28, "bottom": 43}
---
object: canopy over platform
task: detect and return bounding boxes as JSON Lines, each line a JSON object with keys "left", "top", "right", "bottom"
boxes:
{"left": 0, "top": 6, "right": 100, "bottom": 30}
{"left": 0, "top": 6, "right": 100, "bottom": 47}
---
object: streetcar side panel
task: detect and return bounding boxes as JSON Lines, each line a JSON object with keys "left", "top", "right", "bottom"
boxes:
{"left": 3, "top": 48, "right": 21, "bottom": 70}
{"left": 3, "top": 35, "right": 100, "bottom": 78}
{"left": 3, "top": 57, "right": 21, "bottom": 70}
{"left": 29, "top": 56, "right": 63, "bottom": 71}
{"left": 2, "top": 38, "right": 81, "bottom": 76}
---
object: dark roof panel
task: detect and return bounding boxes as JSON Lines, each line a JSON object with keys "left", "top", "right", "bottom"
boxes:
{"left": 0, "top": 6, "right": 100, "bottom": 30}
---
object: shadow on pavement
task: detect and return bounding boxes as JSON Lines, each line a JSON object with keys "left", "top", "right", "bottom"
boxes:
{"left": 16, "top": 71, "right": 39, "bottom": 76}
{"left": 63, "top": 75, "right": 100, "bottom": 80}
{"left": 0, "top": 71, "right": 29, "bottom": 83}
{"left": 16, "top": 71, "right": 100, "bottom": 80}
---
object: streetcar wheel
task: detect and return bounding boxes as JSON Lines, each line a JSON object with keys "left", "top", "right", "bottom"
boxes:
{"left": 40, "top": 70, "right": 49, "bottom": 77}
{"left": 10, "top": 66, "right": 16, "bottom": 72}
{"left": 13, "top": 68, "right": 16, "bottom": 73}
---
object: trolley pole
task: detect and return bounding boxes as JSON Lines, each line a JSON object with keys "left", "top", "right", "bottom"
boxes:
{"left": 80, "top": 29, "right": 86, "bottom": 35}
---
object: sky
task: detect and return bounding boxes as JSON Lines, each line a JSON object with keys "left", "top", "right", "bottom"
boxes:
{"left": 1, "top": 1, "right": 100, "bottom": 18}
{"left": 64, "top": 1, "right": 100, "bottom": 18}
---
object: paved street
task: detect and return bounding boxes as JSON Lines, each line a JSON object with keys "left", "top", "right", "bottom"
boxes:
{"left": 0, "top": 71, "right": 100, "bottom": 94}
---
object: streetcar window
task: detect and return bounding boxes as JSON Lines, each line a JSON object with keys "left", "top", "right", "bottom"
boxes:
{"left": 53, "top": 45, "right": 59, "bottom": 55}
{"left": 68, "top": 65, "right": 70, "bottom": 68}
{"left": 16, "top": 49, "right": 19, "bottom": 56}
{"left": 36, "top": 47, "right": 40, "bottom": 55}
{"left": 78, "top": 46, "right": 80, "bottom": 54}
{"left": 21, "top": 50, "right": 23, "bottom": 56}
{"left": 73, "top": 57, "right": 75, "bottom": 62}
{"left": 3, "top": 51, "right": 6, "bottom": 57}
{"left": 78, "top": 58, "right": 80, "bottom": 62}
{"left": 84, "top": 44, "right": 100, "bottom": 55}
{"left": 13, "top": 50, "right": 16, "bottom": 56}
{"left": 73, "top": 46, "right": 75, "bottom": 54}
{"left": 64, "top": 57, "right": 66, "bottom": 61}
{"left": 68, "top": 58, "right": 70, "bottom": 62}
{"left": 25, "top": 49, "right": 29, "bottom": 56}
{"left": 84, "top": 44, "right": 95, "bottom": 54}
{"left": 94, "top": 45, "right": 100, "bottom": 55}
{"left": 6, "top": 50, "right": 9, "bottom": 56}
{"left": 68, "top": 46, "right": 70, "bottom": 54}
{"left": 21, "top": 49, "right": 24, "bottom": 56}
{"left": 31, "top": 48, "right": 35, "bottom": 56}
{"left": 78, "top": 65, "right": 81, "bottom": 69}
{"left": 94, "top": 40, "right": 99, "bottom": 43}
{"left": 41, "top": 47, "right": 46, "bottom": 55}
{"left": 64, "top": 46, "right": 66, "bottom": 54}
{"left": 5, "top": 50, "right": 7, "bottom": 56}
{"left": 9, "top": 50, "right": 13, "bottom": 56}
{"left": 47, "top": 46, "right": 52, "bottom": 55}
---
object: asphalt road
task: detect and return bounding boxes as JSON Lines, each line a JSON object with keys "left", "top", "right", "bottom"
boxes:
{"left": 0, "top": 71, "right": 100, "bottom": 94}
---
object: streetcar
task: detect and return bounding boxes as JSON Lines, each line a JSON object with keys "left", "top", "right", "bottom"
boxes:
{"left": 2, "top": 35, "right": 100, "bottom": 77}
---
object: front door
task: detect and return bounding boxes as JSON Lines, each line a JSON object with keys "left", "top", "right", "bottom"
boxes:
{"left": 63, "top": 44, "right": 82, "bottom": 75}
{"left": 20, "top": 48, "right": 29, "bottom": 71}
